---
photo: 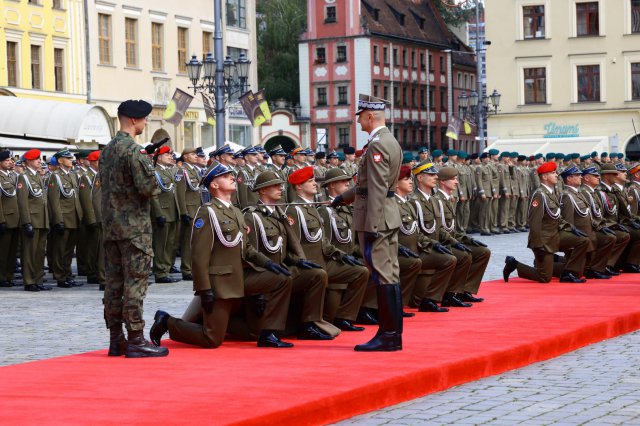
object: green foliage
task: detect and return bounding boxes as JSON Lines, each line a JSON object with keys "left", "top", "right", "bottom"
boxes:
{"left": 434, "top": 0, "right": 479, "bottom": 27}
{"left": 257, "top": 0, "right": 306, "bottom": 104}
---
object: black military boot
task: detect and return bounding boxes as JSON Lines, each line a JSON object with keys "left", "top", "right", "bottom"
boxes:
{"left": 108, "top": 324, "right": 127, "bottom": 357}
{"left": 125, "top": 330, "right": 169, "bottom": 358}
{"left": 354, "top": 284, "right": 402, "bottom": 352}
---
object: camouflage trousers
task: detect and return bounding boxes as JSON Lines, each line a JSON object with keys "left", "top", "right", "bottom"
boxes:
{"left": 103, "top": 235, "right": 153, "bottom": 331}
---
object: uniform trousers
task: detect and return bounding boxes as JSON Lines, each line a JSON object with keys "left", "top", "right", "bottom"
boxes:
{"left": 357, "top": 229, "right": 399, "bottom": 285}
{"left": 516, "top": 232, "right": 590, "bottom": 283}
{"left": 508, "top": 196, "right": 518, "bottom": 229}
{"left": 619, "top": 228, "right": 640, "bottom": 266}
{"left": 323, "top": 260, "right": 369, "bottom": 322}
{"left": 0, "top": 227, "right": 19, "bottom": 282}
{"left": 362, "top": 255, "right": 421, "bottom": 310}
{"left": 490, "top": 197, "right": 500, "bottom": 232}
{"left": 456, "top": 200, "right": 470, "bottom": 233}
{"left": 152, "top": 221, "right": 177, "bottom": 278}
{"left": 588, "top": 232, "right": 616, "bottom": 273}
{"left": 516, "top": 197, "right": 528, "bottom": 229}
{"left": 86, "top": 226, "right": 105, "bottom": 282}
{"left": 50, "top": 228, "right": 76, "bottom": 282}
{"left": 21, "top": 228, "right": 47, "bottom": 285}
{"left": 607, "top": 230, "right": 630, "bottom": 268}
{"left": 76, "top": 225, "right": 88, "bottom": 275}
{"left": 464, "top": 245, "right": 491, "bottom": 294}
{"left": 179, "top": 220, "right": 193, "bottom": 275}
{"left": 409, "top": 250, "right": 457, "bottom": 307}
{"left": 479, "top": 198, "right": 491, "bottom": 233}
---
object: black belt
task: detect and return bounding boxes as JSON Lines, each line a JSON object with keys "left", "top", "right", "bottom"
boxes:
{"left": 356, "top": 188, "right": 395, "bottom": 198}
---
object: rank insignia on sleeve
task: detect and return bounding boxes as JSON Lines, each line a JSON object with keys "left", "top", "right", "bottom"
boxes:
{"left": 287, "top": 215, "right": 295, "bottom": 225}
{"left": 373, "top": 153, "right": 382, "bottom": 163}
{"left": 245, "top": 226, "right": 251, "bottom": 234}
{"left": 194, "top": 218, "right": 205, "bottom": 229}
{"left": 531, "top": 199, "right": 539, "bottom": 208}
{"left": 80, "top": 183, "right": 85, "bottom": 189}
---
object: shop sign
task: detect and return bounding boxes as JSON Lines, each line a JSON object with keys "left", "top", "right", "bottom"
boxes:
{"left": 543, "top": 122, "right": 579, "bottom": 138}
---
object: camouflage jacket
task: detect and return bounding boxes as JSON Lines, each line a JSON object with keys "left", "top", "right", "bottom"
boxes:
{"left": 100, "top": 131, "right": 159, "bottom": 241}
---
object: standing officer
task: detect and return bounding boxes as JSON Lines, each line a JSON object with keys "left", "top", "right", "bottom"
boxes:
{"left": 74, "top": 150, "right": 92, "bottom": 277}
{"left": 48, "top": 149, "right": 83, "bottom": 288}
{"left": 0, "top": 150, "right": 20, "bottom": 287}
{"left": 175, "top": 147, "right": 203, "bottom": 281}
{"left": 236, "top": 146, "right": 261, "bottom": 209}
{"left": 629, "top": 164, "right": 640, "bottom": 216}
{"left": 332, "top": 94, "right": 403, "bottom": 352}
{"left": 17, "top": 149, "right": 51, "bottom": 292}
{"left": 78, "top": 150, "right": 105, "bottom": 288}
{"left": 101, "top": 99, "right": 168, "bottom": 358}
{"left": 475, "top": 153, "right": 493, "bottom": 235}
{"left": 455, "top": 151, "right": 473, "bottom": 233}
{"left": 496, "top": 152, "right": 512, "bottom": 234}
{"left": 488, "top": 149, "right": 501, "bottom": 234}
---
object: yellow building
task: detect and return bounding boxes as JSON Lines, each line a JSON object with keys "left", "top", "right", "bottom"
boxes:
{"left": 486, "top": 0, "right": 640, "bottom": 159}
{"left": 0, "top": 0, "right": 86, "bottom": 102}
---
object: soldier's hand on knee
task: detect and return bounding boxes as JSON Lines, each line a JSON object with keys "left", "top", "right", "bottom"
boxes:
{"left": 570, "top": 226, "right": 588, "bottom": 238}
{"left": 600, "top": 227, "right": 615, "bottom": 236}
{"left": 342, "top": 254, "right": 364, "bottom": 266}
{"left": 615, "top": 224, "right": 629, "bottom": 233}
{"left": 453, "top": 242, "right": 472, "bottom": 253}
{"left": 433, "top": 242, "right": 453, "bottom": 255}
{"left": 630, "top": 221, "right": 640, "bottom": 230}
{"left": 469, "top": 238, "right": 487, "bottom": 247}
{"left": 196, "top": 289, "right": 215, "bottom": 314}
{"left": 265, "top": 260, "right": 291, "bottom": 276}
{"left": 399, "top": 246, "right": 419, "bottom": 258}
{"left": 296, "top": 259, "right": 322, "bottom": 269}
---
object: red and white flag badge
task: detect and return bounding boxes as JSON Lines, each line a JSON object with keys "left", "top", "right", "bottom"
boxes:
{"left": 531, "top": 199, "right": 539, "bottom": 208}
{"left": 373, "top": 153, "right": 382, "bottom": 163}
{"left": 287, "top": 215, "right": 295, "bottom": 226}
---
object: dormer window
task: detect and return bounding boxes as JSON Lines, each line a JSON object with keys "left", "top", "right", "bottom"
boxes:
{"left": 388, "top": 4, "right": 405, "bottom": 26}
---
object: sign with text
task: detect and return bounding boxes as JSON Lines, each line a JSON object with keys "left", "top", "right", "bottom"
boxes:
{"left": 543, "top": 122, "right": 580, "bottom": 138}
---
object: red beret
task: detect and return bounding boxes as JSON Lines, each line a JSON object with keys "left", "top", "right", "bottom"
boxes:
{"left": 288, "top": 166, "right": 314, "bottom": 185}
{"left": 87, "top": 150, "right": 100, "bottom": 162}
{"left": 537, "top": 161, "right": 557, "bottom": 175}
{"left": 156, "top": 145, "right": 171, "bottom": 155}
{"left": 398, "top": 165, "right": 411, "bottom": 180}
{"left": 355, "top": 149, "right": 363, "bottom": 158}
{"left": 23, "top": 149, "right": 41, "bottom": 161}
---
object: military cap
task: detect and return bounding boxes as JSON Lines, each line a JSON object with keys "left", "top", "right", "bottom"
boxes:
{"left": 599, "top": 163, "right": 618, "bottom": 174}
{"left": 200, "top": 162, "right": 233, "bottom": 187}
{"left": 48, "top": 156, "right": 58, "bottom": 166}
{"left": 398, "top": 164, "right": 412, "bottom": 180}
{"left": 601, "top": 152, "right": 608, "bottom": 157}
{"left": 291, "top": 147, "right": 305, "bottom": 156}
{"left": 447, "top": 149, "right": 458, "bottom": 157}
{"left": 402, "top": 152, "right": 414, "bottom": 164}
{"left": 582, "top": 166, "right": 600, "bottom": 176}
{"left": 343, "top": 146, "right": 356, "bottom": 155}
{"left": 15, "top": 159, "right": 23, "bottom": 166}
{"left": 263, "top": 153, "right": 270, "bottom": 160}
{"left": 75, "top": 149, "right": 92, "bottom": 159}
{"left": 182, "top": 147, "right": 197, "bottom": 155}
{"left": 304, "top": 148, "right": 315, "bottom": 156}
{"left": 117, "top": 99, "right": 152, "bottom": 118}
{"left": 252, "top": 171, "right": 285, "bottom": 191}
{"left": 232, "top": 150, "right": 244, "bottom": 159}
{"left": 556, "top": 153, "right": 565, "bottom": 160}
{"left": 572, "top": 153, "right": 580, "bottom": 160}
{"left": 480, "top": 152, "right": 489, "bottom": 159}
{"left": 315, "top": 151, "right": 326, "bottom": 160}
{"left": 0, "top": 150, "right": 12, "bottom": 161}
{"left": 241, "top": 145, "right": 259, "bottom": 156}
{"left": 628, "top": 164, "right": 640, "bottom": 175}
{"left": 615, "top": 163, "right": 628, "bottom": 172}
{"left": 580, "top": 155, "right": 589, "bottom": 161}
{"left": 591, "top": 151, "right": 598, "bottom": 158}
{"left": 87, "top": 151, "right": 101, "bottom": 162}
{"left": 442, "top": 155, "right": 448, "bottom": 163}
{"left": 41, "top": 162, "right": 47, "bottom": 169}
{"left": 412, "top": 160, "right": 439, "bottom": 176}
{"left": 255, "top": 146, "right": 266, "bottom": 153}
{"left": 53, "top": 148, "right": 74, "bottom": 159}
{"left": 499, "top": 152, "right": 507, "bottom": 159}
{"left": 518, "top": 155, "right": 526, "bottom": 162}
{"left": 431, "top": 149, "right": 443, "bottom": 157}
{"left": 470, "top": 153, "right": 479, "bottom": 160}
{"left": 326, "top": 150, "right": 339, "bottom": 159}
{"left": 355, "top": 94, "right": 389, "bottom": 115}
{"left": 322, "top": 168, "right": 352, "bottom": 187}
{"left": 438, "top": 166, "right": 458, "bottom": 180}
{"left": 418, "top": 147, "right": 429, "bottom": 154}
{"left": 212, "top": 144, "right": 235, "bottom": 157}
{"left": 537, "top": 161, "right": 557, "bottom": 175}
{"left": 535, "top": 153, "right": 543, "bottom": 159}
{"left": 545, "top": 153, "right": 555, "bottom": 161}
{"left": 195, "top": 147, "right": 206, "bottom": 157}
{"left": 560, "top": 164, "right": 582, "bottom": 178}
{"left": 610, "top": 152, "right": 617, "bottom": 158}
{"left": 288, "top": 166, "right": 314, "bottom": 185}
{"left": 488, "top": 148, "right": 499, "bottom": 156}
{"left": 269, "top": 145, "right": 287, "bottom": 156}
{"left": 459, "top": 151, "right": 468, "bottom": 159}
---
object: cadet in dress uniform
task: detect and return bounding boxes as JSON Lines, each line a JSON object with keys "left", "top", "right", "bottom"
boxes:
{"left": 74, "top": 149, "right": 92, "bottom": 277}
{"left": 78, "top": 150, "right": 105, "bottom": 287}
{"left": 48, "top": 149, "right": 83, "bottom": 288}
{"left": 236, "top": 146, "right": 261, "bottom": 209}
{"left": 488, "top": 149, "right": 501, "bottom": 233}
{"left": 326, "top": 151, "right": 340, "bottom": 169}
{"left": 515, "top": 155, "right": 530, "bottom": 231}
{"left": 507, "top": 152, "right": 520, "bottom": 232}
{"left": 0, "top": 150, "right": 20, "bottom": 287}
{"left": 332, "top": 94, "right": 403, "bottom": 352}
{"left": 475, "top": 153, "right": 494, "bottom": 235}
{"left": 503, "top": 162, "right": 590, "bottom": 283}
{"left": 314, "top": 151, "right": 327, "bottom": 179}
{"left": 150, "top": 163, "right": 294, "bottom": 349}
{"left": 629, "top": 164, "right": 640, "bottom": 216}
{"left": 454, "top": 151, "right": 473, "bottom": 233}
{"left": 286, "top": 167, "right": 369, "bottom": 332}
{"left": 496, "top": 152, "right": 512, "bottom": 234}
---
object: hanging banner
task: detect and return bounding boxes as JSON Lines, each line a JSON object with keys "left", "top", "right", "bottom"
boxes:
{"left": 201, "top": 93, "right": 216, "bottom": 126}
{"left": 163, "top": 88, "right": 194, "bottom": 126}
{"left": 446, "top": 115, "right": 462, "bottom": 140}
{"left": 254, "top": 90, "right": 272, "bottom": 122}
{"left": 239, "top": 90, "right": 267, "bottom": 127}
{"left": 464, "top": 120, "right": 473, "bottom": 135}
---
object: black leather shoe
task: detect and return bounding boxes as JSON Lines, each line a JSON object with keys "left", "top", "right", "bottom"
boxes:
{"left": 623, "top": 264, "right": 640, "bottom": 273}
{"left": 150, "top": 310, "right": 170, "bottom": 346}
{"left": 257, "top": 331, "right": 294, "bottom": 348}
{"left": 24, "top": 284, "right": 40, "bottom": 292}
{"left": 480, "top": 232, "right": 492, "bottom": 236}
{"left": 605, "top": 266, "right": 621, "bottom": 276}
{"left": 333, "top": 318, "right": 365, "bottom": 331}
{"left": 559, "top": 272, "right": 587, "bottom": 283}
{"left": 402, "top": 311, "right": 415, "bottom": 317}
{"left": 441, "top": 292, "right": 472, "bottom": 308}
{"left": 155, "top": 276, "right": 180, "bottom": 283}
{"left": 108, "top": 326, "right": 127, "bottom": 356}
{"left": 418, "top": 298, "right": 449, "bottom": 312}
{"left": 181, "top": 274, "right": 193, "bottom": 281}
{"left": 585, "top": 270, "right": 612, "bottom": 280}
{"left": 356, "top": 308, "right": 378, "bottom": 325}
{"left": 297, "top": 323, "right": 333, "bottom": 340}
{"left": 124, "top": 337, "right": 169, "bottom": 358}
{"left": 57, "top": 281, "right": 73, "bottom": 288}
{"left": 169, "top": 266, "right": 180, "bottom": 274}
{"left": 0, "top": 281, "right": 12, "bottom": 287}
{"left": 459, "top": 292, "right": 484, "bottom": 303}
{"left": 503, "top": 256, "right": 518, "bottom": 282}
{"left": 37, "top": 284, "right": 52, "bottom": 291}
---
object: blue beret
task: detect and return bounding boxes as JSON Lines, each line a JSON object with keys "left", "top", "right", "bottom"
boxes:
{"left": 117, "top": 99, "right": 152, "bottom": 118}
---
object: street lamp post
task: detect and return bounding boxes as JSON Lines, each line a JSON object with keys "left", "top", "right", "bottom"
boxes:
{"left": 458, "top": 88, "right": 500, "bottom": 152}
{"left": 185, "top": 0, "right": 251, "bottom": 149}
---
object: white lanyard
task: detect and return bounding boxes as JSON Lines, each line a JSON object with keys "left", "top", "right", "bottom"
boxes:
{"left": 252, "top": 212, "right": 283, "bottom": 253}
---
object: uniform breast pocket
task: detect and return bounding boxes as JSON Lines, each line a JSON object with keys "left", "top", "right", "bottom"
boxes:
{"left": 264, "top": 225, "right": 279, "bottom": 239}
{"left": 220, "top": 219, "right": 239, "bottom": 235}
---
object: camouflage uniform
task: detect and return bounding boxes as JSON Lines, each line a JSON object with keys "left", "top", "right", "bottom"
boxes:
{"left": 100, "top": 131, "right": 159, "bottom": 332}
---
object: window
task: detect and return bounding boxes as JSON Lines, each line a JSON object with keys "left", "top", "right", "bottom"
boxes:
{"left": 394, "top": 84, "right": 400, "bottom": 106}
{"left": 6, "top": 42, "right": 17, "bottom": 87}
{"left": 440, "top": 89, "right": 447, "bottom": 111}
{"left": 633, "top": 0, "right": 640, "bottom": 33}
{"left": 428, "top": 88, "right": 434, "bottom": 107}
{"left": 524, "top": 67, "right": 546, "bottom": 104}
{"left": 230, "top": 124, "right": 251, "bottom": 146}
{"left": 402, "top": 49, "right": 407, "bottom": 67}
{"left": 336, "top": 45, "right": 347, "bottom": 63}
{"left": 152, "top": 23, "right": 164, "bottom": 71}
{"left": 412, "top": 87, "right": 417, "bottom": 107}
{"left": 316, "top": 47, "right": 326, "bottom": 64}
{"left": 338, "top": 127, "right": 350, "bottom": 146}
{"left": 183, "top": 122, "right": 195, "bottom": 148}
{"left": 317, "top": 87, "right": 327, "bottom": 106}
{"left": 383, "top": 85, "right": 389, "bottom": 100}
{"left": 30, "top": 45, "right": 41, "bottom": 89}
{"left": 632, "top": 63, "right": 640, "bottom": 100}
{"left": 177, "top": 27, "right": 188, "bottom": 73}
{"left": 420, "top": 53, "right": 425, "bottom": 70}
{"left": 98, "top": 13, "right": 111, "bottom": 65}
{"left": 576, "top": 2, "right": 599, "bottom": 36}
{"left": 464, "top": 74, "right": 468, "bottom": 89}
{"left": 28, "top": 0, "right": 39, "bottom": 4}
{"left": 470, "top": 75, "right": 475, "bottom": 89}
{"left": 428, "top": 53, "right": 434, "bottom": 72}
{"left": 402, "top": 86, "right": 408, "bottom": 106}
{"left": 523, "top": 5, "right": 545, "bottom": 39}
{"left": 125, "top": 18, "right": 137, "bottom": 67}
{"left": 203, "top": 31, "right": 212, "bottom": 55}
{"left": 337, "top": 86, "right": 348, "bottom": 105}
{"left": 392, "top": 48, "right": 398, "bottom": 66}
{"left": 577, "top": 65, "right": 600, "bottom": 101}
{"left": 439, "top": 56, "right": 445, "bottom": 74}
{"left": 420, "top": 87, "right": 425, "bottom": 107}
{"left": 373, "top": 45, "right": 379, "bottom": 64}
{"left": 53, "top": 0, "right": 62, "bottom": 9}
{"left": 457, "top": 73, "right": 462, "bottom": 88}
{"left": 227, "top": 47, "right": 247, "bottom": 102}
{"left": 411, "top": 51, "right": 416, "bottom": 68}
{"left": 373, "top": 84, "right": 379, "bottom": 97}
{"left": 383, "top": 47, "right": 389, "bottom": 65}
{"left": 325, "top": 6, "right": 336, "bottom": 23}
{"left": 227, "top": 0, "right": 247, "bottom": 29}
{"left": 54, "top": 48, "right": 64, "bottom": 92}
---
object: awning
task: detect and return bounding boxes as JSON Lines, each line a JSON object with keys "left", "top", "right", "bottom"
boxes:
{"left": 485, "top": 136, "right": 609, "bottom": 156}
{"left": 0, "top": 136, "right": 72, "bottom": 156}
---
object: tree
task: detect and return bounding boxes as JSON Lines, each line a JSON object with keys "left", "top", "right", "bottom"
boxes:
{"left": 256, "top": 0, "right": 306, "bottom": 105}
{"left": 434, "top": 0, "right": 479, "bottom": 27}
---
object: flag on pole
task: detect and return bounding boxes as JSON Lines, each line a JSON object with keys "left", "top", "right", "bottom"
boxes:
{"left": 163, "top": 88, "right": 194, "bottom": 126}
{"left": 201, "top": 93, "right": 216, "bottom": 126}
{"left": 239, "top": 90, "right": 267, "bottom": 127}
{"left": 464, "top": 120, "right": 473, "bottom": 135}
{"left": 446, "top": 116, "right": 462, "bottom": 140}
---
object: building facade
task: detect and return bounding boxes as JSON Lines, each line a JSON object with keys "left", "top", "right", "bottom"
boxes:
{"left": 299, "top": 0, "right": 477, "bottom": 152}
{"left": 486, "top": 0, "right": 640, "bottom": 159}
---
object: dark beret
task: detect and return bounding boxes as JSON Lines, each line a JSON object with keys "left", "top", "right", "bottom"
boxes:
{"left": 117, "top": 99, "right": 152, "bottom": 118}
{"left": 343, "top": 147, "right": 356, "bottom": 155}
{"left": 315, "top": 152, "right": 326, "bottom": 159}
{"left": 0, "top": 150, "right": 12, "bottom": 161}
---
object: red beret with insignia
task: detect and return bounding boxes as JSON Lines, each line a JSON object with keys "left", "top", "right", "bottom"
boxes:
{"left": 355, "top": 149, "right": 363, "bottom": 158}
{"left": 398, "top": 165, "right": 411, "bottom": 180}
{"left": 155, "top": 145, "right": 172, "bottom": 155}
{"left": 87, "top": 150, "right": 101, "bottom": 162}
{"left": 23, "top": 149, "right": 41, "bottom": 161}
{"left": 288, "top": 166, "right": 314, "bottom": 185}
{"left": 536, "top": 161, "right": 557, "bottom": 175}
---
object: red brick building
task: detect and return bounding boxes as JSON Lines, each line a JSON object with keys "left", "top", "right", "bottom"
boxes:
{"left": 299, "top": 0, "right": 477, "bottom": 152}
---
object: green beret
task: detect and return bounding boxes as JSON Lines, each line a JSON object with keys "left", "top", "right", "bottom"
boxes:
{"left": 546, "top": 153, "right": 555, "bottom": 161}
{"left": 432, "top": 149, "right": 443, "bottom": 157}
{"left": 535, "top": 153, "right": 543, "bottom": 159}
{"left": 458, "top": 151, "right": 468, "bottom": 159}
{"left": 618, "top": 153, "right": 624, "bottom": 159}
{"left": 402, "top": 152, "right": 414, "bottom": 164}
{"left": 447, "top": 149, "right": 458, "bottom": 157}
{"left": 442, "top": 156, "right": 448, "bottom": 163}
{"left": 591, "top": 151, "right": 598, "bottom": 158}
{"left": 337, "top": 152, "right": 345, "bottom": 161}
{"left": 509, "top": 152, "right": 518, "bottom": 159}
{"left": 488, "top": 149, "right": 499, "bottom": 156}
{"left": 601, "top": 152, "right": 608, "bottom": 157}
{"left": 556, "top": 153, "right": 565, "bottom": 160}
{"left": 580, "top": 155, "right": 589, "bottom": 161}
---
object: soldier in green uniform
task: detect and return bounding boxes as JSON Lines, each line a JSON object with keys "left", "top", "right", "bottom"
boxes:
{"left": 74, "top": 150, "right": 92, "bottom": 277}
{"left": 48, "top": 149, "right": 83, "bottom": 288}
{"left": 236, "top": 146, "right": 261, "bottom": 209}
{"left": 101, "top": 99, "right": 168, "bottom": 358}
{"left": 340, "top": 146, "right": 358, "bottom": 177}
{"left": 314, "top": 151, "right": 327, "bottom": 180}
{"left": 0, "top": 150, "right": 20, "bottom": 287}
{"left": 78, "top": 150, "right": 104, "bottom": 288}
{"left": 629, "top": 164, "right": 640, "bottom": 216}
{"left": 496, "top": 152, "right": 512, "bottom": 233}
{"left": 149, "top": 163, "right": 294, "bottom": 349}
{"left": 454, "top": 151, "right": 473, "bottom": 233}
{"left": 488, "top": 149, "right": 501, "bottom": 233}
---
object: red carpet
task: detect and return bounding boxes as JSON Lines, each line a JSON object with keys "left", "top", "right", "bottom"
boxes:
{"left": 2, "top": 275, "right": 640, "bottom": 425}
